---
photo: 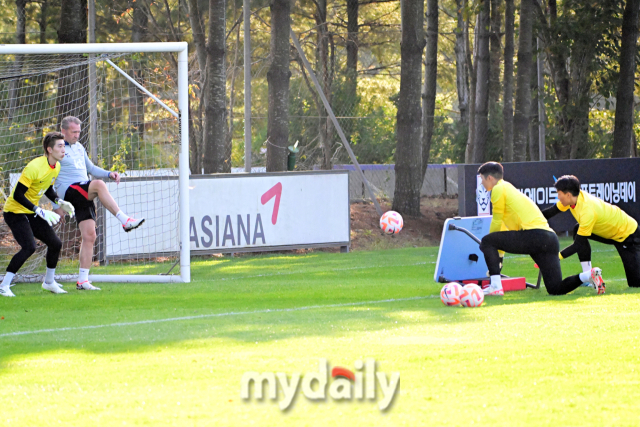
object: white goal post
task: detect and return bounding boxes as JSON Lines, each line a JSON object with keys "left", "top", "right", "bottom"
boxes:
{"left": 0, "top": 43, "right": 190, "bottom": 284}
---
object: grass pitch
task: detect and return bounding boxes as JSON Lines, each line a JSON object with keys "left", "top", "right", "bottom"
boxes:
{"left": 1, "top": 239, "right": 640, "bottom": 426}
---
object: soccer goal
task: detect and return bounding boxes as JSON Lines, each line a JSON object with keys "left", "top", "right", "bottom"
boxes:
{"left": 0, "top": 43, "right": 190, "bottom": 283}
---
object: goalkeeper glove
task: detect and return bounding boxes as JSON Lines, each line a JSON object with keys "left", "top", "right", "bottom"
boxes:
{"left": 56, "top": 199, "right": 75, "bottom": 218}
{"left": 35, "top": 207, "right": 60, "bottom": 226}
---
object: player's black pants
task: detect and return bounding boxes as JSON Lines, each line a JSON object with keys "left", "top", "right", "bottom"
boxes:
{"left": 571, "top": 223, "right": 640, "bottom": 287}
{"left": 3, "top": 212, "right": 61, "bottom": 273}
{"left": 479, "top": 229, "right": 583, "bottom": 295}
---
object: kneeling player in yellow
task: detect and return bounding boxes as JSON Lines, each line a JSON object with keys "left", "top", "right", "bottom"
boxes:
{"left": 543, "top": 175, "right": 640, "bottom": 288}
{"left": 477, "top": 162, "right": 604, "bottom": 296}
{"left": 0, "top": 132, "right": 76, "bottom": 297}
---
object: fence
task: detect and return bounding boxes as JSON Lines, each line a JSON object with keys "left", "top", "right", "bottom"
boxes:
{"left": 330, "top": 164, "right": 458, "bottom": 201}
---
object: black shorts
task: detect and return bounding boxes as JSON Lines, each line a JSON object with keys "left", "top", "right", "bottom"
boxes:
{"left": 64, "top": 181, "right": 96, "bottom": 223}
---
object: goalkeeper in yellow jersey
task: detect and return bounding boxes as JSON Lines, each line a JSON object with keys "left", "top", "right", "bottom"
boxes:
{"left": 477, "top": 162, "right": 605, "bottom": 296}
{"left": 0, "top": 132, "right": 76, "bottom": 297}
{"left": 542, "top": 175, "right": 640, "bottom": 288}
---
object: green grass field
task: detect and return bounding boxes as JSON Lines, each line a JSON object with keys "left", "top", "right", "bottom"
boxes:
{"left": 1, "top": 238, "right": 640, "bottom": 426}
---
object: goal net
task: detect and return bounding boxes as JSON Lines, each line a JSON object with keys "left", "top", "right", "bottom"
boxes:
{"left": 0, "top": 43, "right": 190, "bottom": 283}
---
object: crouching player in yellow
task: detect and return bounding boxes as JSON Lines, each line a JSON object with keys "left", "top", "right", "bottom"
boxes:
{"left": 543, "top": 175, "right": 640, "bottom": 289}
{"left": 477, "top": 162, "right": 604, "bottom": 296}
{"left": 0, "top": 132, "right": 76, "bottom": 297}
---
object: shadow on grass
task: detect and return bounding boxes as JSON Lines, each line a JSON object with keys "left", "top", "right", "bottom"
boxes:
{"left": 0, "top": 243, "right": 637, "bottom": 367}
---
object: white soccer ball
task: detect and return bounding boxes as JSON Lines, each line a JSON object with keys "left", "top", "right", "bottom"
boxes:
{"left": 380, "top": 211, "right": 404, "bottom": 235}
{"left": 460, "top": 284, "right": 484, "bottom": 307}
{"left": 440, "top": 282, "right": 463, "bottom": 306}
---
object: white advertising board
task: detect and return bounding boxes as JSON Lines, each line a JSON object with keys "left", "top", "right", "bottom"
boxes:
{"left": 104, "top": 171, "right": 350, "bottom": 257}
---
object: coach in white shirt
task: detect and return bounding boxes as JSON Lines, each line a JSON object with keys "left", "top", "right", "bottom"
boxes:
{"left": 53, "top": 116, "right": 144, "bottom": 291}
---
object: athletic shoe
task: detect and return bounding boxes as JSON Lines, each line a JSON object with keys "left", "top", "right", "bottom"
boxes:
{"left": 77, "top": 280, "right": 101, "bottom": 291}
{"left": 42, "top": 281, "right": 67, "bottom": 294}
{"left": 482, "top": 283, "right": 504, "bottom": 296}
{"left": 123, "top": 217, "right": 145, "bottom": 233}
{"left": 588, "top": 267, "right": 606, "bottom": 295}
{"left": 0, "top": 285, "right": 15, "bottom": 297}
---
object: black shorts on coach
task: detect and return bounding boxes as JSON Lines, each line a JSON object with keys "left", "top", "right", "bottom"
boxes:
{"left": 64, "top": 181, "right": 96, "bottom": 223}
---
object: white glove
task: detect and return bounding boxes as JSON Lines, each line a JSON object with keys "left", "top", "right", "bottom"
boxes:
{"left": 35, "top": 207, "right": 61, "bottom": 226}
{"left": 57, "top": 199, "right": 75, "bottom": 218}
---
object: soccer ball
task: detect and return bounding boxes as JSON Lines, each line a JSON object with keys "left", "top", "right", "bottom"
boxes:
{"left": 440, "top": 282, "right": 463, "bottom": 306}
{"left": 380, "top": 211, "right": 404, "bottom": 235}
{"left": 460, "top": 284, "right": 484, "bottom": 307}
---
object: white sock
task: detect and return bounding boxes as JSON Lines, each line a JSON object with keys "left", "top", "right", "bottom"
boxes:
{"left": 490, "top": 275, "right": 502, "bottom": 288}
{"left": 116, "top": 210, "right": 130, "bottom": 226}
{"left": 580, "top": 261, "right": 592, "bottom": 273}
{"left": 45, "top": 268, "right": 55, "bottom": 284}
{"left": 579, "top": 271, "right": 591, "bottom": 283}
{"left": 2, "top": 272, "right": 15, "bottom": 287}
{"left": 79, "top": 268, "right": 90, "bottom": 283}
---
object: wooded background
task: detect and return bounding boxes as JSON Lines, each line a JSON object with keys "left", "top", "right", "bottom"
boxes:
{"left": 0, "top": 0, "right": 639, "bottom": 216}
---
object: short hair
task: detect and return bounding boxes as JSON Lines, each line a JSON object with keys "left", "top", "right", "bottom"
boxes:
{"left": 43, "top": 131, "right": 64, "bottom": 155}
{"left": 555, "top": 175, "right": 581, "bottom": 196}
{"left": 477, "top": 162, "right": 504, "bottom": 180}
{"left": 60, "top": 116, "right": 82, "bottom": 130}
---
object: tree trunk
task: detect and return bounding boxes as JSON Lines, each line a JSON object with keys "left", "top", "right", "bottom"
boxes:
{"left": 266, "top": 0, "right": 291, "bottom": 172}
{"left": 57, "top": 0, "right": 89, "bottom": 145}
{"left": 472, "top": 0, "right": 490, "bottom": 163}
{"left": 489, "top": 0, "right": 502, "bottom": 107}
{"left": 8, "top": 0, "right": 27, "bottom": 125}
{"left": 203, "top": 0, "right": 229, "bottom": 173}
{"left": 128, "top": 0, "right": 147, "bottom": 165}
{"left": 512, "top": 0, "right": 533, "bottom": 162}
{"left": 392, "top": 0, "right": 425, "bottom": 217}
{"left": 612, "top": 0, "right": 640, "bottom": 158}
{"left": 33, "top": 0, "right": 49, "bottom": 134}
{"left": 186, "top": 0, "right": 207, "bottom": 173}
{"left": 502, "top": 0, "right": 514, "bottom": 162}
{"left": 529, "top": 33, "right": 539, "bottom": 161}
{"left": 227, "top": 9, "right": 242, "bottom": 154}
{"left": 345, "top": 0, "right": 359, "bottom": 146}
{"left": 455, "top": 0, "right": 470, "bottom": 127}
{"left": 316, "top": 0, "right": 333, "bottom": 170}
{"left": 465, "top": 15, "right": 478, "bottom": 163}
{"left": 422, "top": 0, "right": 438, "bottom": 178}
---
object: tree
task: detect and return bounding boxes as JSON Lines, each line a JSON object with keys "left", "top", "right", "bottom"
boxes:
{"left": 472, "top": 0, "right": 490, "bottom": 163}
{"left": 392, "top": 0, "right": 425, "bottom": 216}
{"left": 512, "top": 0, "right": 532, "bottom": 162}
{"left": 454, "top": 0, "right": 470, "bottom": 128}
{"left": 57, "top": 0, "right": 89, "bottom": 143}
{"left": 7, "top": 0, "right": 26, "bottom": 124}
{"left": 488, "top": 0, "right": 501, "bottom": 108}
{"left": 266, "top": 0, "right": 291, "bottom": 172}
{"left": 612, "top": 0, "right": 640, "bottom": 158}
{"left": 465, "top": 14, "right": 479, "bottom": 162}
{"left": 502, "top": 0, "right": 514, "bottom": 162}
{"left": 128, "top": 0, "right": 147, "bottom": 149}
{"left": 315, "top": 0, "right": 334, "bottom": 170}
{"left": 534, "top": 0, "right": 622, "bottom": 159}
{"left": 186, "top": 0, "right": 207, "bottom": 173}
{"left": 344, "top": 0, "right": 359, "bottom": 146}
{"left": 422, "top": 0, "right": 438, "bottom": 178}
{"left": 203, "top": 0, "right": 228, "bottom": 173}
{"left": 529, "top": 36, "right": 539, "bottom": 161}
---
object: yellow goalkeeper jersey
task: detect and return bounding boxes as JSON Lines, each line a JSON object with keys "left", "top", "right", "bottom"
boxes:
{"left": 556, "top": 190, "right": 637, "bottom": 242}
{"left": 4, "top": 156, "right": 60, "bottom": 214}
{"left": 490, "top": 179, "right": 553, "bottom": 233}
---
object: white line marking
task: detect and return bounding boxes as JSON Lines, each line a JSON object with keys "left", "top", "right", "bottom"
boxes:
{"left": 0, "top": 295, "right": 437, "bottom": 338}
